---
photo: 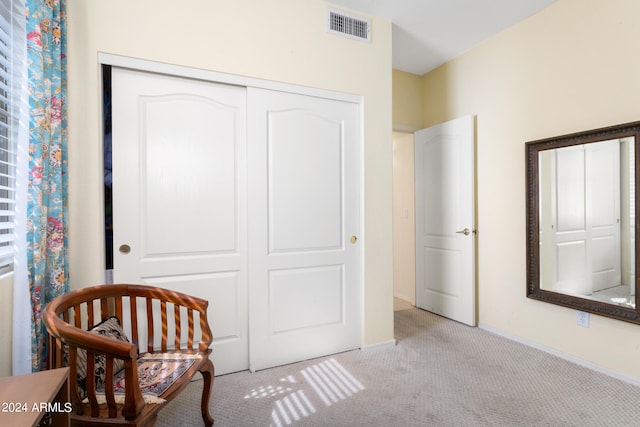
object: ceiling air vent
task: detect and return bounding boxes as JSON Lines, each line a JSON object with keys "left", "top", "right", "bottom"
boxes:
{"left": 327, "top": 8, "right": 371, "bottom": 42}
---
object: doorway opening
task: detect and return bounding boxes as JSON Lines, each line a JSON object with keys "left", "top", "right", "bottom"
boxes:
{"left": 392, "top": 131, "right": 415, "bottom": 311}
{"left": 103, "top": 64, "right": 114, "bottom": 282}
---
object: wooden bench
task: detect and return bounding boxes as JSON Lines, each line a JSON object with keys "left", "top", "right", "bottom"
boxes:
{"left": 43, "top": 284, "right": 214, "bottom": 426}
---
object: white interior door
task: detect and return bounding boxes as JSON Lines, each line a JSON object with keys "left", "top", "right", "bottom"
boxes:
{"left": 587, "top": 141, "right": 621, "bottom": 292}
{"left": 414, "top": 116, "right": 476, "bottom": 326}
{"left": 247, "top": 88, "right": 361, "bottom": 371}
{"left": 111, "top": 68, "right": 248, "bottom": 375}
{"left": 550, "top": 145, "right": 592, "bottom": 295}
{"left": 545, "top": 141, "right": 621, "bottom": 295}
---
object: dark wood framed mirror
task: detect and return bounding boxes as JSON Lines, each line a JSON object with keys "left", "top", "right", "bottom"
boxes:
{"left": 526, "top": 121, "right": 640, "bottom": 324}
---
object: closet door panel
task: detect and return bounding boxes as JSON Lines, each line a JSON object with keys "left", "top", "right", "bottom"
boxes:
{"left": 111, "top": 67, "right": 248, "bottom": 374}
{"left": 247, "top": 88, "right": 362, "bottom": 371}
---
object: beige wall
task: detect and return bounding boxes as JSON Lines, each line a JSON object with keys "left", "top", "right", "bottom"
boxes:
{"left": 392, "top": 132, "right": 415, "bottom": 304}
{"left": 0, "top": 274, "right": 12, "bottom": 376}
{"left": 391, "top": 70, "right": 422, "bottom": 306}
{"left": 392, "top": 69, "right": 424, "bottom": 131}
{"left": 65, "top": 0, "right": 394, "bottom": 347}
{"left": 421, "top": 0, "right": 640, "bottom": 380}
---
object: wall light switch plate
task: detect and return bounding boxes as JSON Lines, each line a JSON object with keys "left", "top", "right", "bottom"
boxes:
{"left": 576, "top": 310, "right": 590, "bottom": 328}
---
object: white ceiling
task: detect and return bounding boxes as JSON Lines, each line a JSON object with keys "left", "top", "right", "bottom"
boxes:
{"left": 329, "top": 0, "right": 558, "bottom": 75}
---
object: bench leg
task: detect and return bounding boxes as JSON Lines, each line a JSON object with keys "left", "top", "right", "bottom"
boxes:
{"left": 200, "top": 359, "right": 215, "bottom": 426}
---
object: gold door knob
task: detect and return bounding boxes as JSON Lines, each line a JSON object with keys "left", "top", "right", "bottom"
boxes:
{"left": 119, "top": 244, "right": 131, "bottom": 254}
{"left": 350, "top": 236, "right": 358, "bottom": 244}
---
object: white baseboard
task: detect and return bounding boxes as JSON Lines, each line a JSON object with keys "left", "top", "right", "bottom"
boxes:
{"left": 361, "top": 339, "right": 396, "bottom": 351}
{"left": 478, "top": 323, "right": 640, "bottom": 388}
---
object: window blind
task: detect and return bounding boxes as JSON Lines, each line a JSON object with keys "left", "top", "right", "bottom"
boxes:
{"left": 0, "top": 0, "right": 26, "bottom": 271}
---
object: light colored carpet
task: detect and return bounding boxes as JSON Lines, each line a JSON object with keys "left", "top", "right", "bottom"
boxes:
{"left": 157, "top": 308, "right": 640, "bottom": 426}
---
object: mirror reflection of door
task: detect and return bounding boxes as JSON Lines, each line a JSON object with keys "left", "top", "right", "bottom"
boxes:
{"left": 538, "top": 138, "right": 635, "bottom": 308}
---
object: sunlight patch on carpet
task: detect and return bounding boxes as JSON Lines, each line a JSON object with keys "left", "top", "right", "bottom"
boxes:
{"left": 301, "top": 358, "right": 362, "bottom": 406}
{"left": 242, "top": 358, "right": 365, "bottom": 426}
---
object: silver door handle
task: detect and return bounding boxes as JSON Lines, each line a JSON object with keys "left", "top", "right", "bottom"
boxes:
{"left": 455, "top": 228, "right": 470, "bottom": 236}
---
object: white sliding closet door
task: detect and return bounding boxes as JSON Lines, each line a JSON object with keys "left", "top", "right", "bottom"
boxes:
{"left": 111, "top": 67, "right": 362, "bottom": 375}
{"left": 247, "top": 88, "right": 362, "bottom": 371}
{"left": 111, "top": 68, "right": 249, "bottom": 375}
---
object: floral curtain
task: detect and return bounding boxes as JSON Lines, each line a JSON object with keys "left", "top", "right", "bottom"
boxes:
{"left": 26, "top": 0, "right": 68, "bottom": 371}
